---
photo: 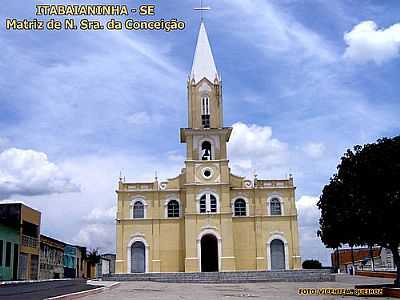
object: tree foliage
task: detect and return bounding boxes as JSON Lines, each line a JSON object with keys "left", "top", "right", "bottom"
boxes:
{"left": 87, "top": 248, "right": 101, "bottom": 265}
{"left": 317, "top": 136, "right": 400, "bottom": 286}
{"left": 302, "top": 259, "right": 322, "bottom": 269}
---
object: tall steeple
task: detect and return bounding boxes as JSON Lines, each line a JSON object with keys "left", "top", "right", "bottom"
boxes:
{"left": 190, "top": 22, "right": 219, "bottom": 84}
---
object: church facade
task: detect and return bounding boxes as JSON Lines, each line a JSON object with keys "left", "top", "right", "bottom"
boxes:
{"left": 115, "top": 22, "right": 301, "bottom": 273}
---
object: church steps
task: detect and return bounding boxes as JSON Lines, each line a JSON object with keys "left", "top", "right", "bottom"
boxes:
{"left": 103, "top": 270, "right": 334, "bottom": 283}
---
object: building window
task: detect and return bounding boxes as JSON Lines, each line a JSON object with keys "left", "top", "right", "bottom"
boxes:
{"left": 201, "top": 96, "right": 210, "bottom": 128}
{"left": 210, "top": 195, "right": 217, "bottom": 212}
{"left": 270, "top": 198, "right": 282, "bottom": 216}
{"left": 0, "top": 240, "right": 3, "bottom": 266}
{"left": 200, "top": 195, "right": 207, "bottom": 213}
{"left": 133, "top": 201, "right": 144, "bottom": 219}
{"left": 234, "top": 199, "right": 247, "bottom": 216}
{"left": 5, "top": 242, "right": 11, "bottom": 267}
{"left": 167, "top": 200, "right": 180, "bottom": 217}
{"left": 202, "top": 96, "right": 210, "bottom": 115}
{"left": 199, "top": 193, "right": 218, "bottom": 213}
{"left": 201, "top": 141, "right": 212, "bottom": 160}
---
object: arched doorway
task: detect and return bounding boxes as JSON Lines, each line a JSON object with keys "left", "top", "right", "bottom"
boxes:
{"left": 201, "top": 234, "right": 218, "bottom": 272}
{"left": 270, "top": 239, "right": 285, "bottom": 270}
{"left": 131, "top": 241, "right": 145, "bottom": 273}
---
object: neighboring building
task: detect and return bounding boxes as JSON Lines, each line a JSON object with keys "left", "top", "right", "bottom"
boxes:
{"left": 0, "top": 202, "right": 41, "bottom": 280}
{"left": 379, "top": 247, "right": 400, "bottom": 271}
{"left": 96, "top": 257, "right": 111, "bottom": 278}
{"left": 63, "top": 244, "right": 77, "bottom": 278}
{"left": 0, "top": 205, "right": 20, "bottom": 281}
{"left": 331, "top": 247, "right": 381, "bottom": 273}
{"left": 39, "top": 235, "right": 65, "bottom": 279}
{"left": 115, "top": 21, "right": 301, "bottom": 273}
{"left": 63, "top": 244, "right": 87, "bottom": 278}
{"left": 76, "top": 246, "right": 87, "bottom": 278}
{"left": 102, "top": 254, "right": 116, "bottom": 274}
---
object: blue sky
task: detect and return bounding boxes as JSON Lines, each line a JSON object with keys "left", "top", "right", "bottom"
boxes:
{"left": 1, "top": 0, "right": 399, "bottom": 265}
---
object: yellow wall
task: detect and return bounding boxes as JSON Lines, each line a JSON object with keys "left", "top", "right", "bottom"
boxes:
{"left": 115, "top": 177, "right": 301, "bottom": 273}
{"left": 115, "top": 74, "right": 301, "bottom": 274}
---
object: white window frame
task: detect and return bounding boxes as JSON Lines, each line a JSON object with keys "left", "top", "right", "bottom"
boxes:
{"left": 130, "top": 197, "right": 148, "bottom": 219}
{"left": 164, "top": 198, "right": 181, "bottom": 218}
{"left": 231, "top": 196, "right": 249, "bottom": 217}
{"left": 196, "top": 192, "right": 220, "bottom": 214}
{"left": 197, "top": 229, "right": 222, "bottom": 272}
{"left": 201, "top": 96, "right": 210, "bottom": 115}
{"left": 266, "top": 234, "right": 289, "bottom": 270}
{"left": 127, "top": 236, "right": 149, "bottom": 273}
{"left": 266, "top": 195, "right": 284, "bottom": 216}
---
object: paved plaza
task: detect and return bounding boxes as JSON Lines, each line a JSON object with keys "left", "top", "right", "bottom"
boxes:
{"left": 82, "top": 275, "right": 396, "bottom": 300}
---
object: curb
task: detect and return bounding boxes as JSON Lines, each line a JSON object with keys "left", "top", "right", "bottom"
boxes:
{"left": 45, "top": 282, "right": 120, "bottom": 300}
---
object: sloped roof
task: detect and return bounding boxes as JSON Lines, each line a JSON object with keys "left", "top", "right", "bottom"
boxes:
{"left": 190, "top": 22, "right": 219, "bottom": 83}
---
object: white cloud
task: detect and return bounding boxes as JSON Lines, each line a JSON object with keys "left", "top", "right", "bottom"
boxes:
{"left": 217, "top": 0, "right": 336, "bottom": 63}
{"left": 296, "top": 195, "right": 330, "bottom": 264}
{"left": 344, "top": 21, "right": 400, "bottom": 64}
{"left": 73, "top": 223, "right": 114, "bottom": 252}
{"left": 0, "top": 148, "right": 79, "bottom": 199}
{"left": 303, "top": 142, "right": 326, "bottom": 159}
{"left": 297, "top": 195, "right": 320, "bottom": 227}
{"left": 73, "top": 206, "right": 116, "bottom": 251}
{"left": 228, "top": 122, "right": 289, "bottom": 178}
{"left": 84, "top": 206, "right": 116, "bottom": 223}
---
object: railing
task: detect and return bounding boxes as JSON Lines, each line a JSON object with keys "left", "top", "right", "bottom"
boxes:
{"left": 255, "top": 179, "right": 293, "bottom": 188}
{"left": 22, "top": 234, "right": 38, "bottom": 248}
{"left": 122, "top": 183, "right": 155, "bottom": 190}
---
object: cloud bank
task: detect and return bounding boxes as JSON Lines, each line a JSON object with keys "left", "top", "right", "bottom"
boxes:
{"left": 344, "top": 21, "right": 400, "bottom": 64}
{"left": 0, "top": 148, "right": 79, "bottom": 199}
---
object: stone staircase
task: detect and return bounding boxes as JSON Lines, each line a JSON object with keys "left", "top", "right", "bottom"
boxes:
{"left": 103, "top": 270, "right": 334, "bottom": 283}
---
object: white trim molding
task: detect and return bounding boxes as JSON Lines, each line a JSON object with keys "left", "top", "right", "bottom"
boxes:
{"left": 266, "top": 233, "right": 289, "bottom": 271}
{"left": 127, "top": 235, "right": 149, "bottom": 273}
{"left": 266, "top": 194, "right": 284, "bottom": 216}
{"left": 129, "top": 197, "right": 148, "bottom": 219}
{"left": 194, "top": 135, "right": 220, "bottom": 160}
{"left": 163, "top": 197, "right": 181, "bottom": 218}
{"left": 196, "top": 229, "right": 222, "bottom": 272}
{"left": 201, "top": 166, "right": 214, "bottom": 180}
{"left": 196, "top": 190, "right": 220, "bottom": 213}
{"left": 231, "top": 196, "right": 250, "bottom": 217}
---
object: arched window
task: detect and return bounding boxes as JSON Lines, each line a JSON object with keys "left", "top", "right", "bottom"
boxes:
{"left": 201, "top": 141, "right": 212, "bottom": 160}
{"left": 210, "top": 195, "right": 217, "bottom": 213}
{"left": 201, "top": 96, "right": 210, "bottom": 128}
{"left": 199, "top": 193, "right": 218, "bottom": 213}
{"left": 234, "top": 199, "right": 246, "bottom": 216}
{"left": 270, "top": 198, "right": 282, "bottom": 216}
{"left": 200, "top": 195, "right": 207, "bottom": 213}
{"left": 167, "top": 200, "right": 180, "bottom": 217}
{"left": 133, "top": 201, "right": 144, "bottom": 219}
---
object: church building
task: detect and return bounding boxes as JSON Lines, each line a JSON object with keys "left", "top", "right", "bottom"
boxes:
{"left": 115, "top": 22, "right": 301, "bottom": 273}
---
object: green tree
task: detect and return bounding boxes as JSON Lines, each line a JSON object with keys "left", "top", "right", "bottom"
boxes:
{"left": 318, "top": 136, "right": 400, "bottom": 286}
{"left": 87, "top": 248, "right": 101, "bottom": 265}
{"left": 302, "top": 259, "right": 322, "bottom": 269}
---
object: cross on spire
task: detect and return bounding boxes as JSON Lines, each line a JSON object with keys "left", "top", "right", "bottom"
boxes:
{"left": 194, "top": 0, "right": 211, "bottom": 21}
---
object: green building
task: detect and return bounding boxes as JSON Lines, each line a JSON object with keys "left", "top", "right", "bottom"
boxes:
{"left": 0, "top": 206, "right": 21, "bottom": 281}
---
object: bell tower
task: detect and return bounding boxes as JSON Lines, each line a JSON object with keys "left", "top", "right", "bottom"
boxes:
{"left": 181, "top": 21, "right": 236, "bottom": 272}
{"left": 180, "top": 21, "right": 232, "bottom": 168}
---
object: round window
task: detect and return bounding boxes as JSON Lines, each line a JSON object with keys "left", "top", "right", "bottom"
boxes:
{"left": 202, "top": 167, "right": 213, "bottom": 179}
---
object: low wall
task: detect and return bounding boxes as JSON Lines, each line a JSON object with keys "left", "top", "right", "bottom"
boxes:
{"left": 355, "top": 270, "right": 397, "bottom": 279}
{"left": 104, "top": 270, "right": 335, "bottom": 283}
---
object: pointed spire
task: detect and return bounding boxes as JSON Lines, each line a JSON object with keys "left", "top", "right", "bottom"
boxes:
{"left": 190, "top": 22, "right": 219, "bottom": 84}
